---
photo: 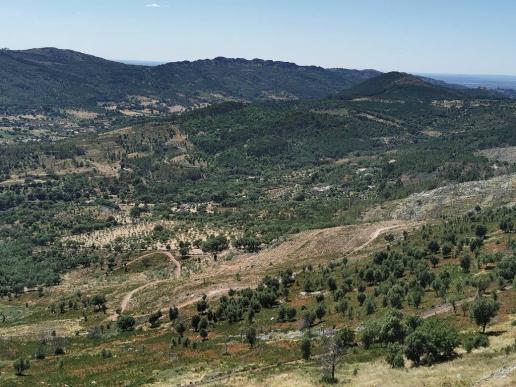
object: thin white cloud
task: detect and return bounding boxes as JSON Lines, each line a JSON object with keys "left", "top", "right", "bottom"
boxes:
{"left": 145, "top": 3, "right": 160, "bottom": 7}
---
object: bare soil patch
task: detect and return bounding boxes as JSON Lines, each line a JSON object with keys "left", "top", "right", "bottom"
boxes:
{"left": 143, "top": 220, "right": 414, "bottom": 313}
{"left": 66, "top": 109, "right": 98, "bottom": 120}
{"left": 477, "top": 146, "right": 516, "bottom": 163}
{"left": 363, "top": 173, "right": 516, "bottom": 221}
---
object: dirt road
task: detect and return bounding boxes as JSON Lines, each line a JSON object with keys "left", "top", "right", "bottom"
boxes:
{"left": 345, "top": 223, "right": 406, "bottom": 257}
{"left": 126, "top": 251, "right": 181, "bottom": 280}
{"left": 111, "top": 221, "right": 412, "bottom": 319}
{"left": 168, "top": 220, "right": 413, "bottom": 311}
{"left": 109, "top": 251, "right": 181, "bottom": 320}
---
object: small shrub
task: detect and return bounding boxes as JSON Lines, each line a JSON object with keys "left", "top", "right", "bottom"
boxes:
{"left": 200, "top": 328, "right": 208, "bottom": 341}
{"left": 117, "top": 315, "right": 136, "bottom": 331}
{"left": 101, "top": 348, "right": 112, "bottom": 359}
{"left": 463, "top": 333, "right": 489, "bottom": 353}
{"left": 148, "top": 310, "right": 162, "bottom": 328}
{"left": 13, "top": 358, "right": 30, "bottom": 376}
{"left": 300, "top": 337, "right": 311, "bottom": 360}
{"left": 386, "top": 343, "right": 405, "bottom": 368}
{"left": 321, "top": 372, "right": 338, "bottom": 384}
{"left": 286, "top": 306, "right": 297, "bottom": 321}
{"left": 34, "top": 344, "right": 46, "bottom": 360}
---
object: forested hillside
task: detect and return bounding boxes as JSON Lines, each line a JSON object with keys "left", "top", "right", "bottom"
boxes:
{"left": 339, "top": 72, "right": 501, "bottom": 101}
{"left": 0, "top": 48, "right": 379, "bottom": 106}
{"left": 0, "top": 62, "right": 515, "bottom": 386}
{"left": 1, "top": 82, "right": 515, "bottom": 291}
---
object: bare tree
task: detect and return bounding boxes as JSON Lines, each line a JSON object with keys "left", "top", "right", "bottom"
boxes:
{"left": 320, "top": 328, "right": 354, "bottom": 383}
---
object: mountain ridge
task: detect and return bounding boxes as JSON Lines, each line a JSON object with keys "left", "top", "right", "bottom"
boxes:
{"left": 0, "top": 47, "right": 381, "bottom": 107}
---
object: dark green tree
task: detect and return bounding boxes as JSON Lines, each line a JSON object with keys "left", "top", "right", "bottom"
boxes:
{"left": 13, "top": 358, "right": 30, "bottom": 376}
{"left": 460, "top": 252, "right": 471, "bottom": 273}
{"left": 168, "top": 306, "right": 179, "bottom": 321}
{"left": 245, "top": 327, "right": 257, "bottom": 348}
{"left": 300, "top": 336, "right": 311, "bottom": 360}
{"left": 117, "top": 315, "right": 136, "bottom": 331}
{"left": 470, "top": 297, "right": 499, "bottom": 333}
{"left": 175, "top": 321, "right": 186, "bottom": 337}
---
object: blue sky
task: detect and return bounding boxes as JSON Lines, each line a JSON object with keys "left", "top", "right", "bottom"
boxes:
{"left": 1, "top": 0, "right": 515, "bottom": 75}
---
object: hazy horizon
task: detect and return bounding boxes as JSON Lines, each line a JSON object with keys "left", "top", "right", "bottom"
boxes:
{"left": 1, "top": 0, "right": 515, "bottom": 76}
{"left": 118, "top": 58, "right": 516, "bottom": 78}
{"left": 7, "top": 48, "right": 516, "bottom": 79}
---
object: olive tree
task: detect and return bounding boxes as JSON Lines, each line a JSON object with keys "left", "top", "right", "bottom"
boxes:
{"left": 470, "top": 297, "right": 499, "bottom": 333}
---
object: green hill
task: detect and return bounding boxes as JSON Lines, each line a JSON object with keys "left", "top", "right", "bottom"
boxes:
{"left": 0, "top": 48, "right": 380, "bottom": 106}
{"left": 339, "top": 71, "right": 500, "bottom": 101}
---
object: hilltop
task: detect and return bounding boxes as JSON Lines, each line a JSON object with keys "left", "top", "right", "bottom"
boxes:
{"left": 339, "top": 71, "right": 501, "bottom": 101}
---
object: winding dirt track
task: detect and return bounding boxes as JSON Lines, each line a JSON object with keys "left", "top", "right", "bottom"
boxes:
{"left": 171, "top": 221, "right": 412, "bottom": 311}
{"left": 109, "top": 251, "right": 181, "bottom": 320}
{"left": 345, "top": 223, "right": 405, "bottom": 257}
{"left": 127, "top": 251, "right": 181, "bottom": 280}
{"left": 111, "top": 221, "right": 412, "bottom": 319}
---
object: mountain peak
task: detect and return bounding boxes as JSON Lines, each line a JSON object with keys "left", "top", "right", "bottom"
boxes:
{"left": 4, "top": 47, "right": 117, "bottom": 65}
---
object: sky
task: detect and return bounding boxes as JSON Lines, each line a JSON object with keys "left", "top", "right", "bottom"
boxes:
{"left": 1, "top": 0, "right": 515, "bottom": 75}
